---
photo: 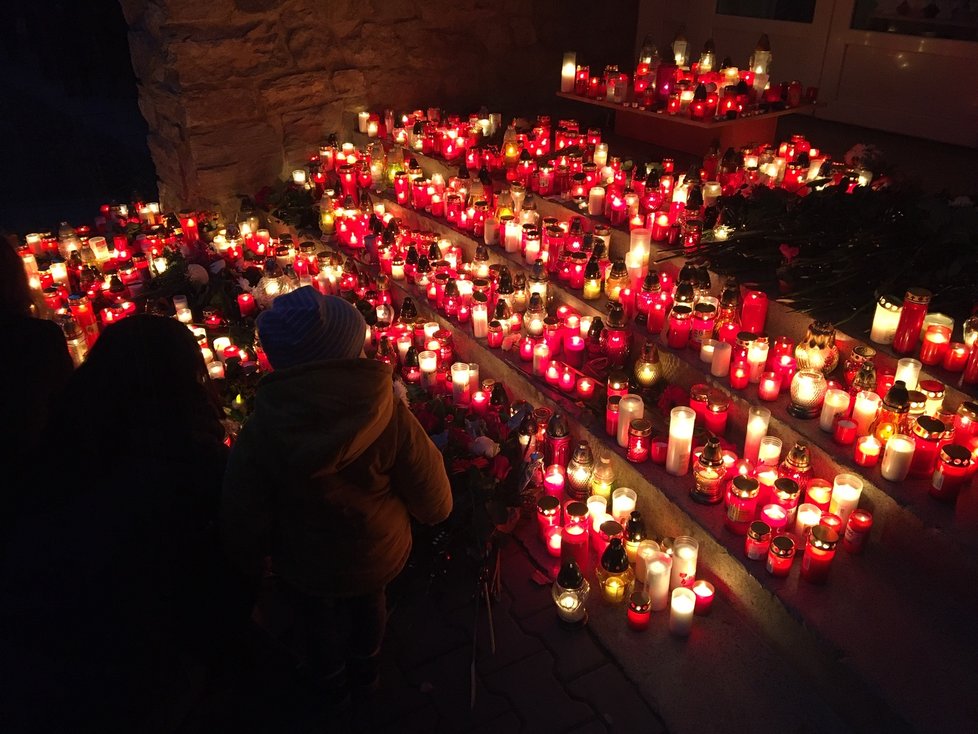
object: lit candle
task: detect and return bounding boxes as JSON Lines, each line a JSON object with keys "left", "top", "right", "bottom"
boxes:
{"left": 561, "top": 51, "right": 577, "bottom": 92}
{"left": 854, "top": 436, "right": 881, "bottom": 467}
{"left": 805, "top": 480, "right": 833, "bottom": 511}
{"left": 894, "top": 358, "right": 921, "bottom": 390}
{"left": 880, "top": 433, "right": 914, "bottom": 482}
{"left": 576, "top": 376, "right": 595, "bottom": 399}
{"left": 207, "top": 362, "right": 225, "bottom": 380}
{"left": 669, "top": 588, "right": 696, "bottom": 637}
{"left": 588, "top": 186, "right": 606, "bottom": 216}
{"left": 747, "top": 340, "right": 770, "bottom": 383}
{"left": 451, "top": 362, "right": 471, "bottom": 404}
{"left": 419, "top": 350, "right": 438, "bottom": 389}
{"left": 711, "top": 342, "right": 732, "bottom": 377}
{"left": 175, "top": 307, "right": 193, "bottom": 324}
{"left": 357, "top": 110, "right": 370, "bottom": 133}
{"left": 744, "top": 407, "right": 771, "bottom": 465}
{"left": 472, "top": 302, "right": 489, "bottom": 338}
{"left": 237, "top": 293, "right": 256, "bottom": 317}
{"left": 943, "top": 343, "right": 969, "bottom": 372}
{"left": 740, "top": 289, "right": 768, "bottom": 334}
{"left": 852, "top": 391, "right": 881, "bottom": 436}
{"left": 611, "top": 487, "right": 637, "bottom": 525}
{"left": 699, "top": 339, "right": 717, "bottom": 364}
{"left": 666, "top": 406, "right": 696, "bottom": 475}
{"left": 533, "top": 342, "right": 551, "bottom": 376}
{"left": 544, "top": 465, "right": 566, "bottom": 498}
{"left": 634, "top": 539, "right": 661, "bottom": 581}
{"left": 760, "top": 503, "right": 788, "bottom": 533}
{"left": 829, "top": 473, "right": 863, "bottom": 526}
{"left": 670, "top": 535, "right": 698, "bottom": 589}
{"left": 579, "top": 315, "right": 593, "bottom": 339}
{"left": 795, "top": 503, "right": 822, "bottom": 536}
{"left": 920, "top": 324, "right": 951, "bottom": 366}
{"left": 646, "top": 552, "right": 673, "bottom": 611}
{"left": 617, "top": 395, "right": 645, "bottom": 448}
{"left": 692, "top": 580, "right": 715, "bottom": 615}
{"left": 757, "top": 436, "right": 782, "bottom": 466}
{"left": 871, "top": 294, "right": 903, "bottom": 344}
{"left": 819, "top": 389, "right": 851, "bottom": 432}
{"left": 758, "top": 371, "right": 782, "bottom": 401}
{"left": 471, "top": 390, "right": 488, "bottom": 414}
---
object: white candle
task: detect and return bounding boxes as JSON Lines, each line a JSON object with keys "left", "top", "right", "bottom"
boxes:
{"left": 588, "top": 186, "right": 605, "bottom": 216}
{"left": 819, "top": 389, "right": 851, "bottom": 432}
{"left": 451, "top": 362, "right": 471, "bottom": 404}
{"left": 747, "top": 341, "right": 770, "bottom": 383}
{"left": 207, "top": 362, "right": 225, "bottom": 380}
{"left": 212, "top": 336, "right": 231, "bottom": 355}
{"left": 617, "top": 395, "right": 645, "bottom": 448}
{"left": 666, "top": 406, "right": 695, "bottom": 475}
{"left": 670, "top": 535, "right": 699, "bottom": 589}
{"left": 757, "top": 436, "right": 782, "bottom": 466}
{"left": 504, "top": 219, "right": 522, "bottom": 253}
{"left": 200, "top": 347, "right": 214, "bottom": 364}
{"left": 472, "top": 303, "right": 489, "bottom": 338}
{"left": 175, "top": 307, "right": 193, "bottom": 324}
{"left": 744, "top": 407, "right": 771, "bottom": 465}
{"left": 173, "top": 295, "right": 189, "bottom": 311}
{"left": 611, "top": 487, "right": 637, "bottom": 525}
{"left": 894, "top": 358, "right": 921, "bottom": 390}
{"left": 646, "top": 552, "right": 673, "bottom": 611}
{"left": 419, "top": 350, "right": 438, "bottom": 389}
{"left": 711, "top": 342, "right": 732, "bottom": 377}
{"left": 795, "top": 503, "right": 822, "bottom": 535}
{"left": 533, "top": 342, "right": 551, "bottom": 376}
{"left": 468, "top": 363, "right": 480, "bottom": 393}
{"left": 524, "top": 238, "right": 541, "bottom": 264}
{"left": 424, "top": 322, "right": 440, "bottom": 340}
{"left": 881, "top": 433, "right": 915, "bottom": 481}
{"left": 358, "top": 111, "right": 370, "bottom": 133}
{"left": 579, "top": 315, "right": 593, "bottom": 339}
{"left": 484, "top": 217, "right": 499, "bottom": 246}
{"left": 586, "top": 495, "right": 607, "bottom": 525}
{"left": 699, "top": 339, "right": 717, "bottom": 364}
{"left": 669, "top": 588, "right": 696, "bottom": 637}
{"left": 561, "top": 51, "right": 577, "bottom": 93}
{"left": 629, "top": 228, "right": 651, "bottom": 266}
{"left": 830, "top": 473, "right": 864, "bottom": 526}
{"left": 852, "top": 391, "right": 881, "bottom": 436}
{"left": 593, "top": 142, "right": 609, "bottom": 167}
{"left": 634, "top": 540, "right": 661, "bottom": 582}
{"left": 625, "top": 250, "right": 646, "bottom": 289}
{"left": 395, "top": 335, "right": 412, "bottom": 363}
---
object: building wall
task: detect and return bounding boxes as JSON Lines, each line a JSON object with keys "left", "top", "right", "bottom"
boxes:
{"left": 120, "top": 0, "right": 639, "bottom": 214}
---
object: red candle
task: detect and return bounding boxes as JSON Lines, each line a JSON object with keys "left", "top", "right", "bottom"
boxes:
{"left": 545, "top": 525, "right": 563, "bottom": 557}
{"left": 943, "top": 343, "right": 970, "bottom": 372}
{"left": 545, "top": 361, "right": 561, "bottom": 386}
{"left": 818, "top": 512, "right": 844, "bottom": 534}
{"left": 801, "top": 526, "right": 839, "bottom": 584}
{"left": 559, "top": 365, "right": 576, "bottom": 393}
{"left": 919, "top": 324, "right": 951, "bottom": 366}
{"left": 536, "top": 495, "right": 560, "bottom": 540}
{"left": 650, "top": 440, "right": 668, "bottom": 464}
{"left": 576, "top": 377, "right": 595, "bottom": 399}
{"left": 606, "top": 397, "right": 620, "bottom": 437}
{"left": 842, "top": 510, "right": 873, "bottom": 554}
{"left": 757, "top": 371, "right": 782, "bottom": 401}
{"left": 740, "top": 289, "right": 768, "bottom": 335}
{"left": 854, "top": 436, "right": 882, "bottom": 467}
{"left": 236, "top": 293, "right": 256, "bottom": 318}
{"left": 564, "top": 335, "right": 586, "bottom": 368}
{"left": 760, "top": 503, "right": 788, "bottom": 533}
{"left": 561, "top": 519, "right": 590, "bottom": 572}
{"left": 519, "top": 336, "right": 537, "bottom": 362}
{"left": 544, "top": 465, "right": 566, "bottom": 498}
{"left": 627, "top": 592, "right": 652, "bottom": 631}
{"left": 833, "top": 419, "right": 857, "bottom": 446}
{"left": 692, "top": 580, "right": 715, "bottom": 615}
{"left": 471, "top": 390, "right": 488, "bottom": 414}
{"left": 729, "top": 364, "right": 750, "bottom": 390}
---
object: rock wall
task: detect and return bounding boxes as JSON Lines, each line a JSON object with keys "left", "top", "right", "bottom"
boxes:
{"left": 120, "top": 0, "right": 639, "bottom": 214}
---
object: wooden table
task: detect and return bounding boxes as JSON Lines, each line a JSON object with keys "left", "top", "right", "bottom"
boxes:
{"left": 557, "top": 92, "right": 813, "bottom": 154}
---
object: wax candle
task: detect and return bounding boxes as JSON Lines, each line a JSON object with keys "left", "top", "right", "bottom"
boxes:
{"left": 237, "top": 292, "right": 256, "bottom": 317}
{"left": 576, "top": 377, "right": 595, "bottom": 399}
{"left": 870, "top": 294, "right": 902, "bottom": 344}
{"left": 852, "top": 391, "right": 881, "bottom": 436}
{"left": 533, "top": 342, "right": 551, "bottom": 376}
{"left": 843, "top": 510, "right": 873, "bottom": 554}
{"left": 451, "top": 362, "right": 471, "bottom": 404}
{"left": 470, "top": 391, "right": 488, "bottom": 414}
{"left": 795, "top": 503, "right": 822, "bottom": 536}
{"left": 758, "top": 371, "right": 782, "bottom": 401}
{"left": 669, "top": 588, "right": 696, "bottom": 637}
{"left": 894, "top": 358, "right": 921, "bottom": 390}
{"left": 766, "top": 536, "right": 795, "bottom": 577}
{"left": 744, "top": 407, "right": 771, "bottom": 465}
{"left": 920, "top": 324, "right": 951, "bottom": 366}
{"left": 805, "top": 479, "right": 833, "bottom": 511}
{"left": 819, "top": 389, "right": 851, "bottom": 432}
{"left": 627, "top": 591, "right": 652, "bottom": 631}
{"left": 544, "top": 464, "right": 566, "bottom": 498}
{"left": 419, "top": 350, "right": 438, "bottom": 389}
{"left": 943, "top": 343, "right": 969, "bottom": 372}
{"left": 588, "top": 186, "right": 606, "bottom": 216}
{"left": 561, "top": 514, "right": 590, "bottom": 572}
{"left": 692, "top": 580, "right": 715, "bottom": 615}
{"left": 670, "top": 535, "right": 698, "bottom": 589}
{"left": 829, "top": 473, "right": 863, "bottom": 526}
{"left": 561, "top": 51, "right": 577, "bottom": 92}
{"left": 666, "top": 406, "right": 696, "bottom": 475}
{"left": 760, "top": 503, "right": 789, "bottom": 533}
{"left": 854, "top": 435, "right": 882, "bottom": 467}
{"left": 634, "top": 539, "right": 661, "bottom": 581}
{"left": 611, "top": 487, "right": 637, "bottom": 525}
{"left": 800, "top": 526, "right": 839, "bottom": 584}
{"left": 893, "top": 287, "right": 931, "bottom": 355}
{"left": 617, "top": 395, "right": 645, "bottom": 448}
{"left": 645, "top": 552, "right": 673, "bottom": 611}
{"left": 747, "top": 340, "right": 770, "bottom": 383}
{"left": 930, "top": 445, "right": 972, "bottom": 502}
{"left": 740, "top": 289, "right": 768, "bottom": 334}
{"left": 700, "top": 339, "right": 717, "bottom": 364}
{"left": 788, "top": 370, "right": 827, "bottom": 419}
{"left": 757, "top": 437, "right": 783, "bottom": 467}
{"left": 472, "top": 302, "right": 489, "bottom": 338}
{"left": 745, "top": 521, "right": 772, "bottom": 560}
{"left": 207, "top": 362, "right": 225, "bottom": 380}
{"left": 711, "top": 342, "right": 732, "bottom": 377}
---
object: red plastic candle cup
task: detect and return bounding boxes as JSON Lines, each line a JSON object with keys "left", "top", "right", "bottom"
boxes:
{"left": 692, "top": 580, "right": 715, "bottom": 615}
{"left": 471, "top": 390, "right": 488, "bottom": 414}
{"left": 536, "top": 495, "right": 560, "bottom": 541}
{"left": 576, "top": 377, "right": 595, "bottom": 399}
{"left": 805, "top": 480, "right": 833, "bottom": 512}
{"left": 544, "top": 465, "right": 566, "bottom": 498}
{"left": 740, "top": 289, "right": 768, "bottom": 335}
{"left": 920, "top": 324, "right": 951, "bottom": 366}
{"left": 544, "top": 525, "right": 562, "bottom": 557}
{"left": 758, "top": 371, "right": 782, "bottom": 401}
{"left": 760, "top": 503, "right": 788, "bottom": 533}
{"left": 801, "top": 526, "right": 839, "bottom": 584}
{"left": 560, "top": 522, "right": 589, "bottom": 571}
{"left": 834, "top": 419, "right": 857, "bottom": 446}
{"left": 854, "top": 436, "right": 882, "bottom": 467}
{"left": 564, "top": 335, "right": 585, "bottom": 368}
{"left": 627, "top": 592, "right": 652, "bottom": 631}
{"left": 606, "top": 397, "right": 621, "bottom": 437}
{"left": 818, "top": 512, "right": 844, "bottom": 534}
{"left": 237, "top": 293, "right": 256, "bottom": 318}
{"left": 942, "top": 343, "right": 969, "bottom": 372}
{"left": 843, "top": 509, "right": 873, "bottom": 554}
{"left": 729, "top": 364, "right": 750, "bottom": 390}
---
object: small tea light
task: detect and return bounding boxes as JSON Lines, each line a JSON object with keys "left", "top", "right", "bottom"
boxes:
{"left": 692, "top": 580, "right": 715, "bottom": 615}
{"left": 854, "top": 435, "right": 882, "bottom": 467}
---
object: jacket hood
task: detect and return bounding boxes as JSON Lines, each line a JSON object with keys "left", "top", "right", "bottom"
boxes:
{"left": 248, "top": 359, "right": 395, "bottom": 476}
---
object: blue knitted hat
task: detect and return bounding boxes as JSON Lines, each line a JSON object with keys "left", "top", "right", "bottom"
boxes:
{"left": 256, "top": 286, "right": 366, "bottom": 369}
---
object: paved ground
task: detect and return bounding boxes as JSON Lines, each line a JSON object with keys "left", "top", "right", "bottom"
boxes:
{"left": 176, "top": 514, "right": 667, "bottom": 734}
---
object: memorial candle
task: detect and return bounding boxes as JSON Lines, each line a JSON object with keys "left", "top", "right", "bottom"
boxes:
{"left": 870, "top": 294, "right": 902, "bottom": 345}
{"left": 829, "top": 473, "right": 863, "bottom": 526}
{"left": 533, "top": 342, "right": 551, "bottom": 376}
{"left": 920, "top": 324, "right": 951, "bottom": 366}
{"left": 943, "top": 343, "right": 969, "bottom": 372}
{"left": 758, "top": 371, "right": 782, "bottom": 401}
{"left": 711, "top": 342, "right": 732, "bottom": 377}
{"left": 692, "top": 580, "right": 715, "bottom": 615}
{"left": 646, "top": 552, "right": 673, "bottom": 611}
{"left": 801, "top": 526, "right": 840, "bottom": 584}
{"left": 670, "top": 535, "right": 699, "bottom": 589}
{"left": 740, "top": 289, "right": 768, "bottom": 334}
{"left": 854, "top": 436, "right": 882, "bottom": 467}
{"left": 544, "top": 465, "right": 566, "bottom": 498}
{"left": 894, "top": 358, "right": 921, "bottom": 390}
{"left": 852, "top": 391, "right": 881, "bottom": 436}
{"left": 666, "top": 406, "right": 696, "bottom": 475}
{"left": 617, "top": 395, "right": 645, "bottom": 448}
{"left": 576, "top": 377, "right": 595, "bottom": 399}
{"left": 819, "top": 389, "right": 851, "bottom": 432}
{"left": 744, "top": 407, "right": 771, "bottom": 465}
{"left": 669, "top": 588, "right": 696, "bottom": 637}
{"left": 805, "top": 479, "right": 833, "bottom": 511}
{"left": 760, "top": 503, "right": 788, "bottom": 533}
{"left": 795, "top": 503, "right": 823, "bottom": 537}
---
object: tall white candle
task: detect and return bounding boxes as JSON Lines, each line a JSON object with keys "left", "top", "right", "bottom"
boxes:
{"left": 451, "top": 362, "right": 471, "bottom": 404}
{"left": 894, "top": 358, "right": 921, "bottom": 390}
{"left": 881, "top": 434, "right": 915, "bottom": 481}
{"left": 830, "top": 473, "right": 863, "bottom": 526}
{"left": 625, "top": 251, "right": 646, "bottom": 289}
{"left": 533, "top": 342, "right": 551, "bottom": 376}
{"left": 588, "top": 186, "right": 605, "bottom": 216}
{"left": 484, "top": 217, "right": 499, "bottom": 246}
{"left": 472, "top": 303, "right": 489, "bottom": 338}
{"left": 819, "top": 389, "right": 851, "bottom": 432}
{"left": 711, "top": 342, "right": 732, "bottom": 377}
{"left": 617, "top": 395, "right": 645, "bottom": 448}
{"left": 744, "top": 407, "right": 771, "bottom": 465}
{"left": 561, "top": 51, "right": 577, "bottom": 93}
{"left": 504, "top": 219, "right": 523, "bottom": 253}
{"left": 646, "top": 552, "right": 673, "bottom": 611}
{"left": 419, "top": 350, "right": 438, "bottom": 389}
{"left": 670, "top": 535, "right": 699, "bottom": 589}
{"left": 424, "top": 322, "right": 440, "bottom": 340}
{"left": 747, "top": 341, "right": 770, "bottom": 383}
{"left": 669, "top": 588, "right": 696, "bottom": 637}
{"left": 634, "top": 540, "right": 661, "bottom": 582}
{"left": 357, "top": 110, "right": 369, "bottom": 133}
{"left": 666, "top": 406, "right": 696, "bottom": 475}
{"left": 852, "top": 391, "right": 881, "bottom": 436}
{"left": 586, "top": 495, "right": 608, "bottom": 527}
{"left": 395, "top": 335, "right": 412, "bottom": 363}
{"left": 611, "top": 487, "right": 637, "bottom": 525}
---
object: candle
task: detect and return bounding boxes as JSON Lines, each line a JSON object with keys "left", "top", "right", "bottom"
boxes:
{"left": 561, "top": 51, "right": 577, "bottom": 93}
{"left": 579, "top": 315, "right": 593, "bottom": 339}
{"left": 451, "top": 362, "right": 471, "bottom": 404}
{"left": 843, "top": 510, "right": 873, "bottom": 554}
{"left": 617, "top": 395, "right": 645, "bottom": 448}
{"left": 634, "top": 539, "right": 661, "bottom": 581}
{"left": 175, "top": 307, "right": 193, "bottom": 324}
{"left": 533, "top": 342, "right": 551, "bottom": 376}
{"left": 611, "top": 487, "right": 637, "bottom": 525}
{"left": 747, "top": 340, "right": 770, "bottom": 383}
{"left": 943, "top": 343, "right": 969, "bottom": 372}
{"left": 419, "top": 349, "right": 438, "bottom": 389}
{"left": 788, "top": 370, "right": 828, "bottom": 419}
{"left": 692, "top": 580, "right": 715, "bottom": 615}
{"left": 544, "top": 464, "right": 566, "bottom": 498}
{"left": 357, "top": 110, "right": 370, "bottom": 133}
{"left": 852, "top": 391, "right": 881, "bottom": 436}
{"left": 576, "top": 377, "right": 595, "bottom": 399}
{"left": 670, "top": 535, "right": 698, "bottom": 589}
{"left": 588, "top": 186, "right": 606, "bottom": 216}
{"left": 744, "top": 407, "right": 771, "bottom": 465}
{"left": 819, "top": 389, "right": 851, "bottom": 432}
{"left": 854, "top": 436, "right": 882, "bottom": 467}
{"left": 646, "top": 552, "right": 673, "bottom": 611}
{"left": 920, "top": 324, "right": 951, "bottom": 365}
{"left": 627, "top": 592, "right": 652, "bottom": 631}
{"left": 801, "top": 526, "right": 840, "bottom": 584}
{"left": 894, "top": 358, "right": 921, "bottom": 390}
{"left": 758, "top": 371, "right": 782, "bottom": 401}
{"left": 757, "top": 436, "right": 783, "bottom": 466}
{"left": 880, "top": 433, "right": 914, "bottom": 481}
{"left": 237, "top": 292, "right": 256, "bottom": 317}
{"left": 829, "top": 473, "right": 863, "bottom": 527}
{"left": 805, "top": 479, "right": 833, "bottom": 511}
{"left": 740, "top": 289, "right": 768, "bottom": 334}
{"left": 700, "top": 339, "right": 717, "bottom": 364}
{"left": 669, "top": 588, "right": 696, "bottom": 637}
{"left": 870, "top": 294, "right": 902, "bottom": 344}
{"left": 471, "top": 390, "right": 488, "bottom": 414}
{"left": 795, "top": 503, "right": 823, "bottom": 536}
{"left": 760, "top": 503, "right": 788, "bottom": 533}
{"left": 472, "top": 302, "right": 489, "bottom": 338}
{"left": 666, "top": 406, "right": 696, "bottom": 476}
{"left": 711, "top": 342, "right": 732, "bottom": 377}
{"left": 207, "top": 362, "right": 225, "bottom": 380}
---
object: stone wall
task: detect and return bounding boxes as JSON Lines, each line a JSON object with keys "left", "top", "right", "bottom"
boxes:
{"left": 120, "top": 0, "right": 638, "bottom": 214}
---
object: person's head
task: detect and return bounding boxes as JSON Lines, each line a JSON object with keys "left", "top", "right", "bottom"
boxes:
{"left": 256, "top": 286, "right": 366, "bottom": 370}
{"left": 58, "top": 314, "right": 223, "bottom": 445}
{"left": 0, "top": 235, "right": 34, "bottom": 317}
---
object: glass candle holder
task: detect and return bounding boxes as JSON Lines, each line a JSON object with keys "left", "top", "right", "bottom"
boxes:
{"left": 870, "top": 294, "right": 902, "bottom": 345}
{"left": 691, "top": 437, "right": 726, "bottom": 504}
{"left": 692, "top": 580, "right": 715, "bottom": 615}
{"left": 854, "top": 435, "right": 882, "bottom": 467}
{"left": 669, "top": 588, "right": 696, "bottom": 637}
{"left": 627, "top": 591, "right": 652, "bottom": 631}
{"left": 892, "top": 287, "right": 931, "bottom": 355}
{"left": 596, "top": 538, "right": 634, "bottom": 604}
{"left": 758, "top": 371, "right": 782, "bottom": 401}
{"left": 725, "top": 476, "right": 760, "bottom": 535}
{"left": 829, "top": 473, "right": 863, "bottom": 527}
{"left": 670, "top": 535, "right": 699, "bottom": 589}
{"left": 645, "top": 551, "right": 673, "bottom": 611}
{"left": 590, "top": 456, "right": 615, "bottom": 499}
{"left": 894, "top": 358, "right": 922, "bottom": 390}
{"left": 880, "top": 433, "right": 915, "bottom": 482}
{"left": 766, "top": 535, "right": 795, "bottom": 577}
{"left": 627, "top": 419, "right": 652, "bottom": 463}
{"left": 819, "top": 389, "right": 851, "bottom": 432}
{"left": 611, "top": 487, "right": 638, "bottom": 525}
{"left": 617, "top": 395, "right": 645, "bottom": 448}
{"left": 788, "top": 370, "right": 828, "bottom": 419}
{"left": 745, "top": 521, "right": 773, "bottom": 560}
{"left": 561, "top": 501, "right": 591, "bottom": 571}
{"left": 553, "top": 561, "right": 590, "bottom": 625}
